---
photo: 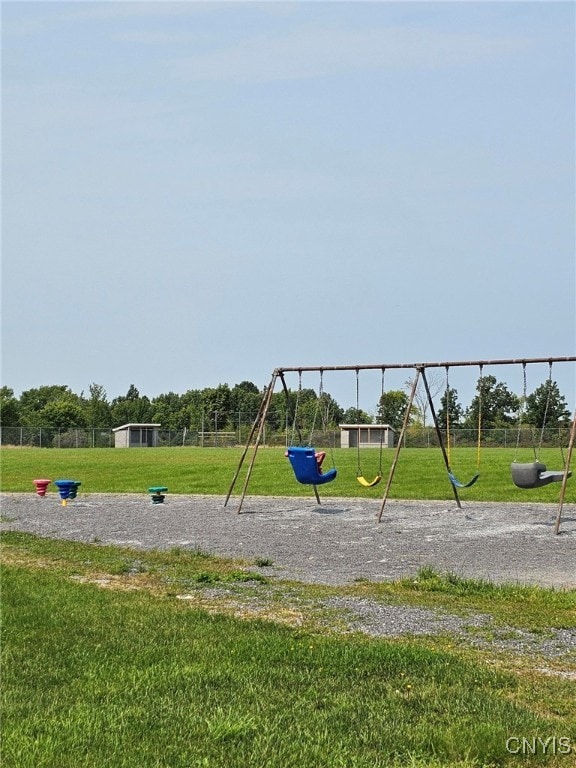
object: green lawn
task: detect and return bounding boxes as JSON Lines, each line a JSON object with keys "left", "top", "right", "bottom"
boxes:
{"left": 1, "top": 446, "right": 573, "bottom": 503}
{"left": 2, "top": 532, "right": 575, "bottom": 768}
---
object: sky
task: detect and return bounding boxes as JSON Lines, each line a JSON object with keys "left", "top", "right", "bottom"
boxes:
{"left": 2, "top": 0, "right": 575, "bottom": 414}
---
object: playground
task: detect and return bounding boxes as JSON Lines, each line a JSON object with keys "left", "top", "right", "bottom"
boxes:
{"left": 2, "top": 492, "right": 575, "bottom": 588}
{"left": 3, "top": 357, "right": 575, "bottom": 587}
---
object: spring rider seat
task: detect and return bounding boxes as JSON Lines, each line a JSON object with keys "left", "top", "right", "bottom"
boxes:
{"left": 55, "top": 479, "right": 77, "bottom": 506}
{"left": 148, "top": 486, "right": 168, "bottom": 504}
{"left": 33, "top": 479, "right": 52, "bottom": 497}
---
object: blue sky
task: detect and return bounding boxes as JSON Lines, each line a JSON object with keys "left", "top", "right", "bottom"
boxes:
{"left": 2, "top": 1, "right": 575, "bottom": 412}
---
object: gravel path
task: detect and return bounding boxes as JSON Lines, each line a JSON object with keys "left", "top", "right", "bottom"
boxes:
{"left": 2, "top": 492, "right": 574, "bottom": 588}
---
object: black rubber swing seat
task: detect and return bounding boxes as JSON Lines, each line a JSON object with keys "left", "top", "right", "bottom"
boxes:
{"left": 510, "top": 461, "right": 571, "bottom": 489}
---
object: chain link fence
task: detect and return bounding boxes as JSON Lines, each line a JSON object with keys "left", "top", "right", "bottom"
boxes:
{"left": 1, "top": 425, "right": 571, "bottom": 450}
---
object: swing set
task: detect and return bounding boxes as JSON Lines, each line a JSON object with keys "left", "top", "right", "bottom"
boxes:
{"left": 224, "top": 356, "right": 576, "bottom": 533}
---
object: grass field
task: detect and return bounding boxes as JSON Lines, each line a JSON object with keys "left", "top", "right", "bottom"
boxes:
{"left": 2, "top": 532, "right": 575, "bottom": 768}
{"left": 2, "top": 447, "right": 575, "bottom": 766}
{"left": 1, "top": 446, "right": 574, "bottom": 503}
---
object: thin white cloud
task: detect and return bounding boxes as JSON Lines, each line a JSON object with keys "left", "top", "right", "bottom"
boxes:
{"left": 171, "top": 24, "right": 530, "bottom": 83}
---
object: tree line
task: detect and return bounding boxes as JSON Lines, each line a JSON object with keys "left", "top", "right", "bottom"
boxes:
{"left": 0, "top": 374, "right": 571, "bottom": 440}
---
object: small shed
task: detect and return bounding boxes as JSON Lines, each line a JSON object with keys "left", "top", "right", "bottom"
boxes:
{"left": 339, "top": 424, "right": 395, "bottom": 450}
{"left": 113, "top": 423, "right": 161, "bottom": 448}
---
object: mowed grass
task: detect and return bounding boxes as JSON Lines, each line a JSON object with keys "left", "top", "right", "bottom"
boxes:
{"left": 3, "top": 533, "right": 575, "bottom": 768}
{"left": 1, "top": 446, "right": 574, "bottom": 502}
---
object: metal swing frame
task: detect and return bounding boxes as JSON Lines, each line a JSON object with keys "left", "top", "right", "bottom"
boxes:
{"left": 224, "top": 356, "right": 575, "bottom": 533}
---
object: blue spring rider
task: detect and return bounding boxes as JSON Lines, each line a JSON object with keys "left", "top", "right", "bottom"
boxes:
{"left": 55, "top": 479, "right": 81, "bottom": 506}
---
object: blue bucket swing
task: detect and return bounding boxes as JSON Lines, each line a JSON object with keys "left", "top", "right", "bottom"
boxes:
{"left": 285, "top": 371, "right": 337, "bottom": 502}
{"left": 285, "top": 447, "right": 337, "bottom": 486}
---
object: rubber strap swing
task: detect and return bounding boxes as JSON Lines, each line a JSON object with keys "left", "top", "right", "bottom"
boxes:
{"left": 285, "top": 370, "right": 337, "bottom": 488}
{"left": 445, "top": 365, "right": 481, "bottom": 489}
{"left": 354, "top": 367, "right": 384, "bottom": 488}
{"left": 511, "top": 362, "right": 571, "bottom": 489}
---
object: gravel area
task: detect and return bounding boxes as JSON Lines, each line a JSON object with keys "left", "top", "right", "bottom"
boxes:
{"left": 321, "top": 597, "right": 576, "bottom": 663}
{"left": 2, "top": 491, "right": 574, "bottom": 587}
{"left": 3, "top": 492, "right": 575, "bottom": 660}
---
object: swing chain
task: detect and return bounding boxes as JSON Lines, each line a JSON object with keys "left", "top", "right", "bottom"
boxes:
{"left": 476, "top": 364, "right": 483, "bottom": 470}
{"left": 355, "top": 368, "right": 362, "bottom": 475}
{"left": 514, "top": 363, "right": 528, "bottom": 459}
{"left": 291, "top": 370, "right": 302, "bottom": 446}
{"left": 445, "top": 366, "right": 452, "bottom": 468}
{"left": 318, "top": 369, "right": 337, "bottom": 470}
{"left": 378, "top": 367, "right": 386, "bottom": 475}
{"left": 309, "top": 369, "right": 329, "bottom": 444}
{"left": 538, "top": 361, "right": 553, "bottom": 455}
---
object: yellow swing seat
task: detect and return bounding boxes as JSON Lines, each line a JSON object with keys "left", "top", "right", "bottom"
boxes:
{"left": 356, "top": 474, "right": 382, "bottom": 488}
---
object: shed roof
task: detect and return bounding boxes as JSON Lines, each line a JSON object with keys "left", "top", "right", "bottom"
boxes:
{"left": 112, "top": 423, "right": 161, "bottom": 432}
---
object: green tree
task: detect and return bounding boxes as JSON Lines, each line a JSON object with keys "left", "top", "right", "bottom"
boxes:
{"left": 525, "top": 380, "right": 570, "bottom": 428}
{"left": 110, "top": 385, "right": 153, "bottom": 426}
{"left": 342, "top": 407, "right": 372, "bottom": 424}
{"left": 151, "top": 392, "right": 186, "bottom": 431}
{"left": 377, "top": 390, "right": 411, "bottom": 431}
{"left": 180, "top": 390, "right": 204, "bottom": 432}
{"left": 0, "top": 387, "right": 20, "bottom": 427}
{"left": 318, "top": 391, "right": 344, "bottom": 428}
{"left": 39, "top": 399, "right": 87, "bottom": 431}
{"left": 202, "top": 384, "right": 232, "bottom": 430}
{"left": 83, "top": 383, "right": 111, "bottom": 427}
{"left": 19, "top": 385, "right": 73, "bottom": 426}
{"left": 465, "top": 375, "right": 519, "bottom": 429}
{"left": 230, "top": 381, "right": 262, "bottom": 428}
{"left": 436, "top": 387, "right": 464, "bottom": 429}
{"left": 292, "top": 388, "right": 314, "bottom": 433}
{"left": 268, "top": 390, "right": 293, "bottom": 434}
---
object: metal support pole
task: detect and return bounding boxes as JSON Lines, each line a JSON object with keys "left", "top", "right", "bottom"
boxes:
{"left": 555, "top": 408, "right": 576, "bottom": 535}
{"left": 421, "top": 367, "right": 462, "bottom": 509}
{"left": 224, "top": 373, "right": 277, "bottom": 509}
{"left": 377, "top": 369, "right": 420, "bottom": 522}
{"left": 234, "top": 377, "right": 277, "bottom": 513}
{"left": 277, "top": 356, "right": 576, "bottom": 375}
